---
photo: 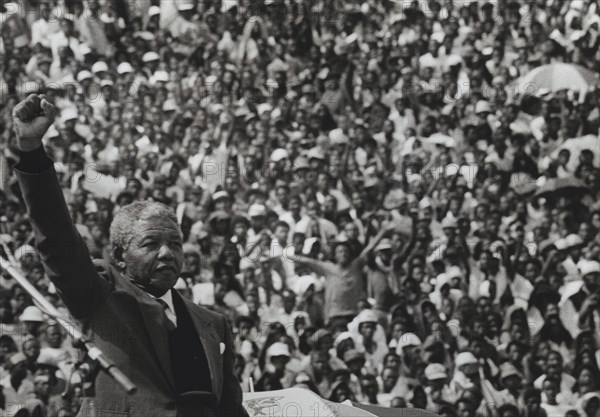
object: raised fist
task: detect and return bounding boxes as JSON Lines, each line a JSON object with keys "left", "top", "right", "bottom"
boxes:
{"left": 12, "top": 94, "right": 56, "bottom": 152}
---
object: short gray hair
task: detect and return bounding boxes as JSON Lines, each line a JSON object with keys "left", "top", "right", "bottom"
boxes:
{"left": 109, "top": 201, "right": 180, "bottom": 251}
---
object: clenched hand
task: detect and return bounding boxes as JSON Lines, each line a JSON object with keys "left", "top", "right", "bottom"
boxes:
{"left": 12, "top": 94, "right": 56, "bottom": 152}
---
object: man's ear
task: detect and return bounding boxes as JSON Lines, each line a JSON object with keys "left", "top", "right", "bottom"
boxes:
{"left": 113, "top": 247, "right": 126, "bottom": 270}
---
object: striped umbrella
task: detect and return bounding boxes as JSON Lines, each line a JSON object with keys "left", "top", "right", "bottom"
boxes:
{"left": 514, "top": 63, "right": 600, "bottom": 95}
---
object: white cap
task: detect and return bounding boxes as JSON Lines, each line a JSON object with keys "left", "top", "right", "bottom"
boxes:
{"left": 475, "top": 100, "right": 493, "bottom": 114}
{"left": 148, "top": 5, "right": 161, "bottom": 16}
{"left": 91, "top": 61, "right": 109, "bottom": 74}
{"left": 117, "top": 62, "right": 134, "bottom": 74}
{"left": 267, "top": 342, "right": 291, "bottom": 358}
{"left": 153, "top": 70, "right": 169, "bottom": 83}
{"left": 425, "top": 363, "right": 448, "bottom": 380}
{"left": 441, "top": 217, "right": 458, "bottom": 229}
{"left": 100, "top": 79, "right": 114, "bottom": 88}
{"left": 307, "top": 147, "right": 325, "bottom": 161}
{"left": 19, "top": 306, "right": 44, "bottom": 323}
{"left": 162, "top": 99, "right": 178, "bottom": 112}
{"left": 212, "top": 190, "right": 230, "bottom": 202}
{"left": 329, "top": 128, "right": 349, "bottom": 145}
{"left": 270, "top": 148, "right": 289, "bottom": 162}
{"left": 257, "top": 103, "right": 272, "bottom": 116}
{"left": 15, "top": 244, "right": 36, "bottom": 261}
{"left": 61, "top": 107, "right": 79, "bottom": 122}
{"left": 248, "top": 204, "right": 266, "bottom": 218}
{"left": 579, "top": 260, "right": 600, "bottom": 277}
{"left": 77, "top": 70, "right": 93, "bottom": 83}
{"left": 177, "top": 0, "right": 195, "bottom": 10}
{"left": 455, "top": 351, "right": 478, "bottom": 367}
{"left": 395, "top": 333, "right": 422, "bottom": 353}
{"left": 79, "top": 43, "right": 92, "bottom": 56}
{"left": 565, "top": 233, "right": 584, "bottom": 249}
{"left": 142, "top": 52, "right": 160, "bottom": 62}
{"left": 356, "top": 309, "right": 378, "bottom": 326}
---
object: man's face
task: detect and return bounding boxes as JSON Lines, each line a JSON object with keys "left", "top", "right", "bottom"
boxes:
{"left": 382, "top": 368, "right": 399, "bottom": 390}
{"left": 334, "top": 245, "right": 351, "bottom": 266}
{"left": 122, "top": 217, "right": 183, "bottom": 296}
{"left": 46, "top": 326, "right": 62, "bottom": 348}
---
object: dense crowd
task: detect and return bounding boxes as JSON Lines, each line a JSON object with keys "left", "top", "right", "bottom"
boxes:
{"left": 1, "top": 0, "right": 600, "bottom": 416}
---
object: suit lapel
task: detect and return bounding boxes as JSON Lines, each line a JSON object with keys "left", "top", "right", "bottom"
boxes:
{"left": 115, "top": 277, "right": 176, "bottom": 392}
{"left": 176, "top": 292, "right": 222, "bottom": 398}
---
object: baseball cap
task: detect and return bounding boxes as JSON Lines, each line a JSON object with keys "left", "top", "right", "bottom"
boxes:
{"left": 395, "top": 333, "right": 422, "bottom": 353}
{"left": 267, "top": 342, "right": 291, "bottom": 358}
{"left": 455, "top": 351, "right": 478, "bottom": 368}
{"left": 425, "top": 363, "right": 448, "bottom": 380}
{"left": 91, "top": 61, "right": 109, "bottom": 74}
{"left": 19, "top": 306, "right": 44, "bottom": 323}
{"left": 117, "top": 62, "right": 134, "bottom": 75}
{"left": 248, "top": 204, "right": 266, "bottom": 218}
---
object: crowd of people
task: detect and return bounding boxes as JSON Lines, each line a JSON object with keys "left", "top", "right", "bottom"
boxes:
{"left": 1, "top": 0, "right": 600, "bottom": 416}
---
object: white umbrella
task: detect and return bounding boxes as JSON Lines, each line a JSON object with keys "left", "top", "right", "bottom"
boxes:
{"left": 514, "top": 63, "right": 600, "bottom": 95}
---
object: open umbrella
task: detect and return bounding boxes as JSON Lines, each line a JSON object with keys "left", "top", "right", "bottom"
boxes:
{"left": 243, "top": 388, "right": 436, "bottom": 417}
{"left": 534, "top": 176, "right": 590, "bottom": 199}
{"left": 427, "top": 133, "right": 456, "bottom": 148}
{"left": 514, "top": 63, "right": 600, "bottom": 95}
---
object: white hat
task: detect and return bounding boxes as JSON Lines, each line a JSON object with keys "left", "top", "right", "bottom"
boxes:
{"left": 329, "top": 128, "right": 349, "bottom": 146}
{"left": 333, "top": 332, "right": 354, "bottom": 348}
{"left": 79, "top": 43, "right": 92, "bottom": 56}
{"left": 267, "top": 342, "right": 291, "bottom": 358}
{"left": 153, "top": 71, "right": 169, "bottom": 83}
{"left": 248, "top": 204, "right": 266, "bottom": 218}
{"left": 479, "top": 280, "right": 492, "bottom": 298}
{"left": 356, "top": 309, "right": 378, "bottom": 326}
{"left": 270, "top": 148, "right": 289, "bottom": 162}
{"left": 100, "top": 79, "right": 114, "bottom": 88}
{"left": 19, "top": 306, "right": 44, "bottom": 323}
{"left": 77, "top": 70, "right": 93, "bottom": 83}
{"left": 61, "top": 107, "right": 78, "bottom": 122}
{"left": 117, "top": 62, "right": 134, "bottom": 75}
{"left": 441, "top": 217, "right": 458, "bottom": 229}
{"left": 142, "top": 52, "right": 160, "bottom": 63}
{"left": 425, "top": 363, "right": 448, "bottom": 380}
{"left": 91, "top": 61, "right": 109, "bottom": 74}
{"left": 564, "top": 233, "right": 584, "bottom": 249}
{"left": 177, "top": 0, "right": 195, "bottom": 10}
{"left": 205, "top": 75, "right": 218, "bottom": 85}
{"left": 15, "top": 244, "right": 36, "bottom": 261}
{"left": 162, "top": 99, "right": 179, "bottom": 112}
{"left": 148, "top": 5, "right": 161, "bottom": 16}
{"left": 455, "top": 351, "right": 478, "bottom": 367}
{"left": 212, "top": 190, "right": 230, "bottom": 202}
{"left": 579, "top": 260, "right": 600, "bottom": 277}
{"left": 306, "top": 147, "right": 326, "bottom": 161}
{"left": 475, "top": 100, "right": 493, "bottom": 114}
{"left": 395, "top": 333, "right": 422, "bottom": 353}
{"left": 256, "top": 103, "right": 272, "bottom": 116}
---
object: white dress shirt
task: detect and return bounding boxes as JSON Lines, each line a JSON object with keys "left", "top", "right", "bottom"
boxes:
{"left": 151, "top": 290, "right": 177, "bottom": 327}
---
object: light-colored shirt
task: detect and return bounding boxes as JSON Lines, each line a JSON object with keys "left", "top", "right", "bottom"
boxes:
{"left": 150, "top": 290, "right": 177, "bottom": 327}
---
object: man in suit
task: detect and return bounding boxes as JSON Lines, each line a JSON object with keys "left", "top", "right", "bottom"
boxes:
{"left": 12, "top": 94, "right": 248, "bottom": 417}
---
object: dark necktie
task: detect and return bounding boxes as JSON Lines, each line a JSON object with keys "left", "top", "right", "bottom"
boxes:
{"left": 157, "top": 299, "right": 177, "bottom": 331}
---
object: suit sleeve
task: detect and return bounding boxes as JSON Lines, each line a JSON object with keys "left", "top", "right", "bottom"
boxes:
{"left": 217, "top": 316, "right": 249, "bottom": 417}
{"left": 14, "top": 146, "right": 110, "bottom": 318}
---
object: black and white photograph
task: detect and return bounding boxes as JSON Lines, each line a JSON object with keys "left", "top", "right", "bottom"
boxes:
{"left": 1, "top": 0, "right": 600, "bottom": 416}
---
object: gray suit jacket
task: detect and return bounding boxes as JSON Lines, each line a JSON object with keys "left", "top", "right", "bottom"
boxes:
{"left": 15, "top": 160, "right": 248, "bottom": 417}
